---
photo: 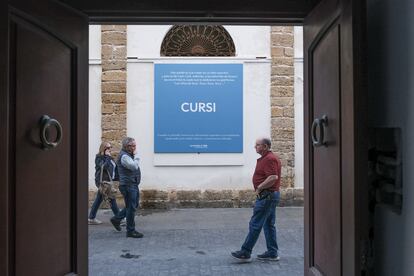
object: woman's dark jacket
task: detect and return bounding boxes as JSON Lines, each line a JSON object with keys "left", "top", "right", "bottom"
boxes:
{"left": 94, "top": 154, "right": 119, "bottom": 186}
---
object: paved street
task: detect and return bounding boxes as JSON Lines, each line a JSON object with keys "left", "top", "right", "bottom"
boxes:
{"left": 89, "top": 207, "right": 304, "bottom": 276}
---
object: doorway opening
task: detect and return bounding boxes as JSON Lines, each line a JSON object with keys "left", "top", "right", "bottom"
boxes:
{"left": 3, "top": 1, "right": 368, "bottom": 275}
{"left": 87, "top": 24, "right": 305, "bottom": 275}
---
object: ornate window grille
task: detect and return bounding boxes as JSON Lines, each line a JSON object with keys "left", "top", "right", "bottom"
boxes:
{"left": 160, "top": 25, "right": 236, "bottom": 56}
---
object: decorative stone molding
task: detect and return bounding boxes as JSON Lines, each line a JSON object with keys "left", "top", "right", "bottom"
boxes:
{"left": 160, "top": 25, "right": 236, "bottom": 56}
{"left": 101, "top": 25, "right": 127, "bottom": 153}
{"left": 270, "top": 26, "right": 295, "bottom": 188}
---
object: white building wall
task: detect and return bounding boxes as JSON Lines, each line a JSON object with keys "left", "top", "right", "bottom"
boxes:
{"left": 88, "top": 25, "right": 303, "bottom": 192}
{"left": 126, "top": 26, "right": 271, "bottom": 191}
{"left": 127, "top": 25, "right": 270, "bottom": 58}
{"left": 294, "top": 26, "right": 304, "bottom": 188}
{"left": 127, "top": 60, "right": 270, "bottom": 191}
{"left": 88, "top": 25, "right": 102, "bottom": 189}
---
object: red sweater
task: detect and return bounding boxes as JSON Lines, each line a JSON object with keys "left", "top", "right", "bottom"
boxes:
{"left": 252, "top": 151, "right": 281, "bottom": 192}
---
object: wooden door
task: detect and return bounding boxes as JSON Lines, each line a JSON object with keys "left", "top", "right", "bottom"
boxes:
{"left": 0, "top": 0, "right": 88, "bottom": 275}
{"left": 304, "top": 0, "right": 367, "bottom": 275}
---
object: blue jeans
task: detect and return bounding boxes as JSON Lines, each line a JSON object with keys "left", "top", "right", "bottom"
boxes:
{"left": 89, "top": 189, "right": 119, "bottom": 219}
{"left": 114, "top": 184, "right": 139, "bottom": 233}
{"left": 241, "top": 191, "right": 280, "bottom": 256}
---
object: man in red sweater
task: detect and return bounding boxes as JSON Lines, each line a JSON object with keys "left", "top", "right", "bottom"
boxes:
{"left": 231, "top": 137, "right": 282, "bottom": 262}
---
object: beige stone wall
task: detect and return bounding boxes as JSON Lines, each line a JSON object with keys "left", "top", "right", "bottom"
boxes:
{"left": 270, "top": 26, "right": 295, "bottom": 188}
{"left": 89, "top": 188, "right": 303, "bottom": 209}
{"left": 101, "top": 25, "right": 127, "bottom": 153}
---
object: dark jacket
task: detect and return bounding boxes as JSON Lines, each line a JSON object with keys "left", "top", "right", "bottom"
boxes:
{"left": 94, "top": 154, "right": 119, "bottom": 186}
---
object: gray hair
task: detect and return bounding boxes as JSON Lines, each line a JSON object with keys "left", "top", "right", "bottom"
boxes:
{"left": 121, "top": 137, "right": 135, "bottom": 150}
{"left": 260, "top": 137, "right": 272, "bottom": 148}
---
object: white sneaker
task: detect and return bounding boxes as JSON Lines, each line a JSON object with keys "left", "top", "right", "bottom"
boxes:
{"left": 88, "top": 218, "right": 102, "bottom": 225}
{"left": 120, "top": 218, "right": 126, "bottom": 226}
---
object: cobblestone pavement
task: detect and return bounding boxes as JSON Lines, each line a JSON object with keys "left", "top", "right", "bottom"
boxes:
{"left": 89, "top": 207, "right": 304, "bottom": 276}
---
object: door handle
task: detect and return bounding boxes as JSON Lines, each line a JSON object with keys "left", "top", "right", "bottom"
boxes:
{"left": 311, "top": 115, "right": 328, "bottom": 147}
{"left": 39, "top": 115, "right": 63, "bottom": 150}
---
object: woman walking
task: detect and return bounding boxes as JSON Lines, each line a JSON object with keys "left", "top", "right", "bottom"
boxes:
{"left": 88, "top": 142, "right": 120, "bottom": 224}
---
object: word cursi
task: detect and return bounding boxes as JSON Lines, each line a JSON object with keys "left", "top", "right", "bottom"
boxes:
{"left": 181, "top": 102, "right": 216, "bottom": 112}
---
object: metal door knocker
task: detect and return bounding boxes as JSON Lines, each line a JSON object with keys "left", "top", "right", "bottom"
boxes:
{"left": 311, "top": 115, "right": 328, "bottom": 147}
{"left": 39, "top": 115, "right": 63, "bottom": 150}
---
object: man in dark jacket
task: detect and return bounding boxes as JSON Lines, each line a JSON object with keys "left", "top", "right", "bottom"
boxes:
{"left": 110, "top": 137, "right": 143, "bottom": 238}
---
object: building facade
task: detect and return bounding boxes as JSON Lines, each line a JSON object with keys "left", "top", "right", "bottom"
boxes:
{"left": 88, "top": 25, "right": 303, "bottom": 208}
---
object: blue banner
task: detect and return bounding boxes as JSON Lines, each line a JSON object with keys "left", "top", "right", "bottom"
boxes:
{"left": 154, "top": 64, "right": 243, "bottom": 153}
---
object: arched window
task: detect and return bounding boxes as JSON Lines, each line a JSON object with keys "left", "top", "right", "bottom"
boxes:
{"left": 160, "top": 25, "right": 236, "bottom": 56}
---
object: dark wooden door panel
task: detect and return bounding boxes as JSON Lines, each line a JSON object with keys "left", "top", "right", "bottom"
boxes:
{"left": 60, "top": 0, "right": 321, "bottom": 24}
{"left": 14, "top": 21, "right": 72, "bottom": 275}
{"left": 304, "top": 0, "right": 367, "bottom": 275}
{"left": 2, "top": 1, "right": 89, "bottom": 275}
{"left": 312, "top": 24, "right": 341, "bottom": 276}
{"left": 0, "top": 0, "right": 366, "bottom": 275}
